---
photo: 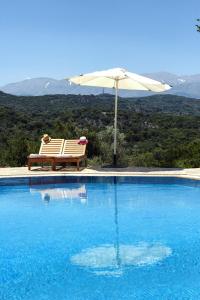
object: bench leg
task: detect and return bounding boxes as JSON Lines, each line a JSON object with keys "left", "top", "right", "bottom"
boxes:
{"left": 28, "top": 160, "right": 31, "bottom": 171}
{"left": 52, "top": 161, "right": 56, "bottom": 171}
{"left": 77, "top": 160, "right": 80, "bottom": 171}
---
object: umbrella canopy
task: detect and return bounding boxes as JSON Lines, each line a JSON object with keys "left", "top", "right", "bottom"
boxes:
{"left": 69, "top": 68, "right": 171, "bottom": 166}
{"left": 70, "top": 67, "right": 171, "bottom": 92}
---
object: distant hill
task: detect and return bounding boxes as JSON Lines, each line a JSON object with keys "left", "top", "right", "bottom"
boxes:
{"left": 0, "top": 77, "right": 113, "bottom": 97}
{"left": 1, "top": 72, "right": 200, "bottom": 99}
{"left": 145, "top": 72, "right": 200, "bottom": 99}
{"left": 1, "top": 90, "right": 200, "bottom": 116}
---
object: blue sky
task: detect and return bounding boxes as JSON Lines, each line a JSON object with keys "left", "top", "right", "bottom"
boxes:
{"left": 1, "top": 0, "right": 200, "bottom": 85}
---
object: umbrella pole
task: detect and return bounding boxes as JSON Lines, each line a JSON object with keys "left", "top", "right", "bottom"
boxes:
{"left": 113, "top": 80, "right": 118, "bottom": 166}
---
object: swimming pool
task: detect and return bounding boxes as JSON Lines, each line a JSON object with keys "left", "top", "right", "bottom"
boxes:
{"left": 1, "top": 176, "right": 200, "bottom": 299}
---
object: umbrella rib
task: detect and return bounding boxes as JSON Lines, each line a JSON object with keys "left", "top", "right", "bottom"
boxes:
{"left": 121, "top": 76, "right": 153, "bottom": 91}
{"left": 135, "top": 78, "right": 168, "bottom": 91}
{"left": 77, "top": 76, "right": 116, "bottom": 88}
{"left": 119, "top": 74, "right": 168, "bottom": 91}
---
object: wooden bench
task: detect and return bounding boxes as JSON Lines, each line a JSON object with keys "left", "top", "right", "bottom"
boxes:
{"left": 27, "top": 139, "right": 64, "bottom": 170}
{"left": 52, "top": 139, "right": 87, "bottom": 171}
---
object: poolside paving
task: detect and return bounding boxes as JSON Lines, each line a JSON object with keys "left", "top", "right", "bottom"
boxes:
{"left": 0, "top": 166, "right": 200, "bottom": 180}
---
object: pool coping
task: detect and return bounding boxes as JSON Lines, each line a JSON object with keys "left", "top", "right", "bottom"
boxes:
{"left": 0, "top": 167, "right": 200, "bottom": 181}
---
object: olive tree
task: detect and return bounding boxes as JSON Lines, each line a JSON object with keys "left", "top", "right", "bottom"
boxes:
{"left": 196, "top": 19, "right": 200, "bottom": 32}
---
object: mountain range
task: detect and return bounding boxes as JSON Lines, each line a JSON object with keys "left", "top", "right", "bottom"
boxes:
{"left": 1, "top": 72, "right": 200, "bottom": 99}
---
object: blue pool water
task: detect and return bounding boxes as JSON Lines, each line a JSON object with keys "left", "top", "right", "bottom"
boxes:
{"left": 1, "top": 176, "right": 200, "bottom": 299}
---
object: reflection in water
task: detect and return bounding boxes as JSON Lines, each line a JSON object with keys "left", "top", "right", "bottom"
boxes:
{"left": 31, "top": 181, "right": 172, "bottom": 277}
{"left": 30, "top": 184, "right": 87, "bottom": 203}
{"left": 71, "top": 243, "right": 172, "bottom": 276}
{"left": 114, "top": 181, "right": 121, "bottom": 268}
{"left": 71, "top": 182, "right": 172, "bottom": 277}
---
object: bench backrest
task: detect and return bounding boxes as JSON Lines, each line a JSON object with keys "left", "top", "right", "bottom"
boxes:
{"left": 62, "top": 139, "right": 86, "bottom": 156}
{"left": 39, "top": 139, "right": 64, "bottom": 156}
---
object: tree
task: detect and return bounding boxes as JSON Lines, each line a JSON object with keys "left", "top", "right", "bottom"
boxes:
{"left": 6, "top": 133, "right": 28, "bottom": 167}
{"left": 196, "top": 19, "right": 200, "bottom": 32}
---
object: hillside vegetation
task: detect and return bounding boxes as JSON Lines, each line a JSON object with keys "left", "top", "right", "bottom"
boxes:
{"left": 1, "top": 91, "right": 200, "bottom": 168}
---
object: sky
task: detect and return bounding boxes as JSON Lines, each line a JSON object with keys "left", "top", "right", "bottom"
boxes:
{"left": 1, "top": 0, "right": 200, "bottom": 85}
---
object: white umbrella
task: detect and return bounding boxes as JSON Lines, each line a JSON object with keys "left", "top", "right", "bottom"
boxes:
{"left": 69, "top": 68, "right": 171, "bottom": 166}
